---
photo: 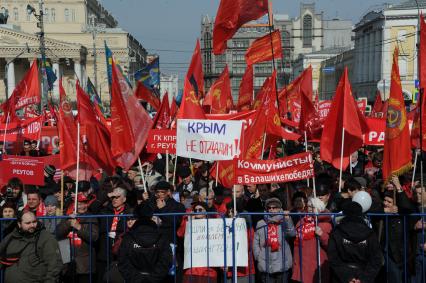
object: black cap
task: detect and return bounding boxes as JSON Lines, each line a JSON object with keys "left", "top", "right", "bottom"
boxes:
{"left": 154, "top": 181, "right": 172, "bottom": 191}
{"left": 316, "top": 183, "right": 330, "bottom": 196}
{"left": 134, "top": 202, "right": 154, "bottom": 220}
{"left": 342, "top": 201, "right": 363, "bottom": 218}
{"left": 178, "top": 166, "right": 192, "bottom": 178}
{"left": 63, "top": 176, "right": 74, "bottom": 184}
{"left": 78, "top": 181, "right": 91, "bottom": 192}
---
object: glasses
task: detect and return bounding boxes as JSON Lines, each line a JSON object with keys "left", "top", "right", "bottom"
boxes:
{"left": 110, "top": 195, "right": 121, "bottom": 200}
{"left": 267, "top": 206, "right": 279, "bottom": 210}
{"left": 194, "top": 208, "right": 205, "bottom": 212}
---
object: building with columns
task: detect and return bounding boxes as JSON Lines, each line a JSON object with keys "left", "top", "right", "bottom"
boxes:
{"left": 352, "top": 0, "right": 425, "bottom": 102}
{"left": 160, "top": 72, "right": 178, "bottom": 104}
{"left": 0, "top": 0, "right": 147, "bottom": 103}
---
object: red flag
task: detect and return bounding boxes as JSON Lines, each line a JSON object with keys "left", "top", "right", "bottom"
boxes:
{"left": 253, "top": 76, "right": 274, "bottom": 110}
{"left": 278, "top": 66, "right": 312, "bottom": 121}
{"left": 0, "top": 94, "right": 17, "bottom": 123}
{"left": 213, "top": 0, "right": 269, "bottom": 54}
{"left": 210, "top": 160, "right": 234, "bottom": 188}
{"left": 370, "top": 91, "right": 384, "bottom": 118}
{"left": 77, "top": 83, "right": 116, "bottom": 174}
{"left": 14, "top": 59, "right": 40, "bottom": 110}
{"left": 170, "top": 96, "right": 178, "bottom": 118}
{"left": 299, "top": 88, "right": 320, "bottom": 137}
{"left": 186, "top": 39, "right": 204, "bottom": 97}
{"left": 320, "top": 67, "right": 368, "bottom": 170}
{"left": 383, "top": 49, "right": 412, "bottom": 181}
{"left": 204, "top": 65, "right": 233, "bottom": 114}
{"left": 237, "top": 65, "right": 253, "bottom": 111}
{"left": 245, "top": 30, "right": 282, "bottom": 66}
{"left": 134, "top": 81, "right": 160, "bottom": 110}
{"left": 111, "top": 62, "right": 153, "bottom": 170}
{"left": 111, "top": 60, "right": 135, "bottom": 156}
{"left": 153, "top": 94, "right": 171, "bottom": 129}
{"left": 176, "top": 77, "right": 206, "bottom": 119}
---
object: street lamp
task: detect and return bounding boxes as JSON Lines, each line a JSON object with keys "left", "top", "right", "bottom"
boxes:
{"left": 83, "top": 14, "right": 105, "bottom": 93}
{"left": 27, "top": 1, "right": 48, "bottom": 110}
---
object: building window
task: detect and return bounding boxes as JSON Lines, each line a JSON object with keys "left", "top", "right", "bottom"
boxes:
{"left": 26, "top": 10, "right": 31, "bottom": 21}
{"left": 204, "top": 32, "right": 212, "bottom": 49}
{"left": 13, "top": 7, "right": 18, "bottom": 21}
{"left": 71, "top": 9, "right": 76, "bottom": 22}
{"left": 398, "top": 57, "right": 407, "bottom": 78}
{"left": 303, "top": 14, "right": 313, "bottom": 47}
{"left": 51, "top": 8, "right": 55, "bottom": 22}
{"left": 44, "top": 8, "right": 49, "bottom": 22}
{"left": 64, "top": 8, "right": 69, "bottom": 22}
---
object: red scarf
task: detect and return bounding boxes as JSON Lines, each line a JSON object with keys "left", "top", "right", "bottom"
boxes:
{"left": 24, "top": 202, "right": 46, "bottom": 217}
{"left": 67, "top": 219, "right": 82, "bottom": 248}
{"left": 294, "top": 216, "right": 316, "bottom": 246}
{"left": 111, "top": 206, "right": 125, "bottom": 232}
{"left": 266, "top": 223, "right": 280, "bottom": 252}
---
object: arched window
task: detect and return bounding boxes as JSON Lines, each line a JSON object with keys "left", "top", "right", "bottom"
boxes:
{"left": 303, "top": 15, "right": 312, "bottom": 47}
{"left": 13, "top": 7, "right": 18, "bottom": 21}
{"left": 51, "top": 8, "right": 56, "bottom": 22}
{"left": 64, "top": 8, "right": 69, "bottom": 22}
{"left": 44, "top": 8, "right": 49, "bottom": 22}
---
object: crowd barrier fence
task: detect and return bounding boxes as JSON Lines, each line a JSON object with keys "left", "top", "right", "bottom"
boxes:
{"left": 0, "top": 212, "right": 425, "bottom": 283}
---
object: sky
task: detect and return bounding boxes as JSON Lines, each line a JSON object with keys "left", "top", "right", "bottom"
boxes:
{"left": 100, "top": 0, "right": 402, "bottom": 79}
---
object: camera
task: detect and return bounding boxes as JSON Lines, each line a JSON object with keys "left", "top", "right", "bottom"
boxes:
{"left": 5, "top": 187, "right": 13, "bottom": 199}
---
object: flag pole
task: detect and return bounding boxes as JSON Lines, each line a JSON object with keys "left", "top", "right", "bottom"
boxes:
{"left": 338, "top": 127, "right": 345, "bottom": 192}
{"left": 137, "top": 157, "right": 148, "bottom": 193}
{"left": 215, "top": 162, "right": 219, "bottom": 187}
{"left": 60, "top": 171, "right": 64, "bottom": 215}
{"left": 166, "top": 150, "right": 169, "bottom": 182}
{"left": 173, "top": 155, "right": 178, "bottom": 186}
{"left": 304, "top": 131, "right": 310, "bottom": 187}
{"left": 74, "top": 122, "right": 80, "bottom": 213}
{"left": 412, "top": 149, "right": 419, "bottom": 189}
{"left": 2, "top": 112, "right": 10, "bottom": 148}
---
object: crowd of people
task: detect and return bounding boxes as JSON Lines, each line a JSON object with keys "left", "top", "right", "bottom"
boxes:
{"left": 0, "top": 140, "right": 426, "bottom": 283}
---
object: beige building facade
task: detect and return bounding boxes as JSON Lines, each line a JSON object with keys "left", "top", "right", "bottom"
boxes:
{"left": 0, "top": 0, "right": 147, "bottom": 103}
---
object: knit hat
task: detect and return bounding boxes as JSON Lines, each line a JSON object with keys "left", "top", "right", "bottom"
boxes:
{"left": 44, "top": 165, "right": 56, "bottom": 177}
{"left": 154, "top": 181, "right": 173, "bottom": 191}
{"left": 44, "top": 195, "right": 58, "bottom": 207}
{"left": 178, "top": 166, "right": 192, "bottom": 178}
{"left": 342, "top": 201, "right": 363, "bottom": 218}
{"left": 265, "top": 197, "right": 282, "bottom": 209}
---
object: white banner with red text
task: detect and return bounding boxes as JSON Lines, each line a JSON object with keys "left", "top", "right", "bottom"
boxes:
{"left": 176, "top": 119, "right": 243, "bottom": 161}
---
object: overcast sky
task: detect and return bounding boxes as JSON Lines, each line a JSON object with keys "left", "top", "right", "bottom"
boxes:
{"left": 100, "top": 0, "right": 402, "bottom": 78}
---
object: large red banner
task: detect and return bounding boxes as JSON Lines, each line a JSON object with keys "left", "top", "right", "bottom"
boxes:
{"left": 318, "top": 100, "right": 367, "bottom": 121}
{"left": 0, "top": 116, "right": 43, "bottom": 142}
{"left": 146, "top": 129, "right": 176, "bottom": 154}
{"left": 0, "top": 155, "right": 45, "bottom": 185}
{"left": 234, "top": 152, "right": 314, "bottom": 185}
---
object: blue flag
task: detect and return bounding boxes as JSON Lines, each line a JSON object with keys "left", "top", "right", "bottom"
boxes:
{"left": 104, "top": 41, "right": 113, "bottom": 88}
{"left": 134, "top": 57, "right": 159, "bottom": 89}
{"left": 87, "top": 78, "right": 103, "bottom": 111}
{"left": 44, "top": 60, "right": 57, "bottom": 91}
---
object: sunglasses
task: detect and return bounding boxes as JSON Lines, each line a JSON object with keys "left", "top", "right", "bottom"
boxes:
{"left": 194, "top": 208, "right": 205, "bottom": 212}
{"left": 110, "top": 195, "right": 121, "bottom": 200}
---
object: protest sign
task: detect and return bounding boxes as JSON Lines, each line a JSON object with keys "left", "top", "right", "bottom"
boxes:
{"left": 146, "top": 129, "right": 176, "bottom": 154}
{"left": 183, "top": 218, "right": 248, "bottom": 269}
{"left": 318, "top": 99, "right": 366, "bottom": 121}
{"left": 0, "top": 116, "right": 43, "bottom": 142}
{"left": 176, "top": 119, "right": 243, "bottom": 161}
{"left": 234, "top": 152, "right": 314, "bottom": 185}
{"left": 0, "top": 155, "right": 44, "bottom": 185}
{"left": 364, "top": 118, "right": 385, "bottom": 146}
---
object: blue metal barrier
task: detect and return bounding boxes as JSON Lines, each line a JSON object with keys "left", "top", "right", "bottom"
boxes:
{"left": 0, "top": 212, "right": 426, "bottom": 283}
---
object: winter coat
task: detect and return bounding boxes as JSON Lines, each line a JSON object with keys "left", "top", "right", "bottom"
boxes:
{"left": 327, "top": 216, "right": 383, "bottom": 283}
{"left": 118, "top": 220, "right": 172, "bottom": 283}
{"left": 96, "top": 204, "right": 130, "bottom": 261}
{"left": 150, "top": 197, "right": 186, "bottom": 243}
{"left": 292, "top": 215, "right": 332, "bottom": 283}
{"left": 56, "top": 214, "right": 99, "bottom": 274}
{"left": 0, "top": 223, "right": 63, "bottom": 283}
{"left": 253, "top": 215, "right": 296, "bottom": 273}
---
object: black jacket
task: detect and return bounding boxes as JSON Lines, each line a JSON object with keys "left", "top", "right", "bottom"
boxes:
{"left": 118, "top": 221, "right": 172, "bottom": 283}
{"left": 149, "top": 197, "right": 185, "bottom": 243}
{"left": 328, "top": 216, "right": 382, "bottom": 283}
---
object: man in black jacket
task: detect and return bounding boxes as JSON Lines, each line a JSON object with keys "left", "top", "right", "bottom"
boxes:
{"left": 118, "top": 202, "right": 172, "bottom": 283}
{"left": 328, "top": 201, "right": 382, "bottom": 283}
